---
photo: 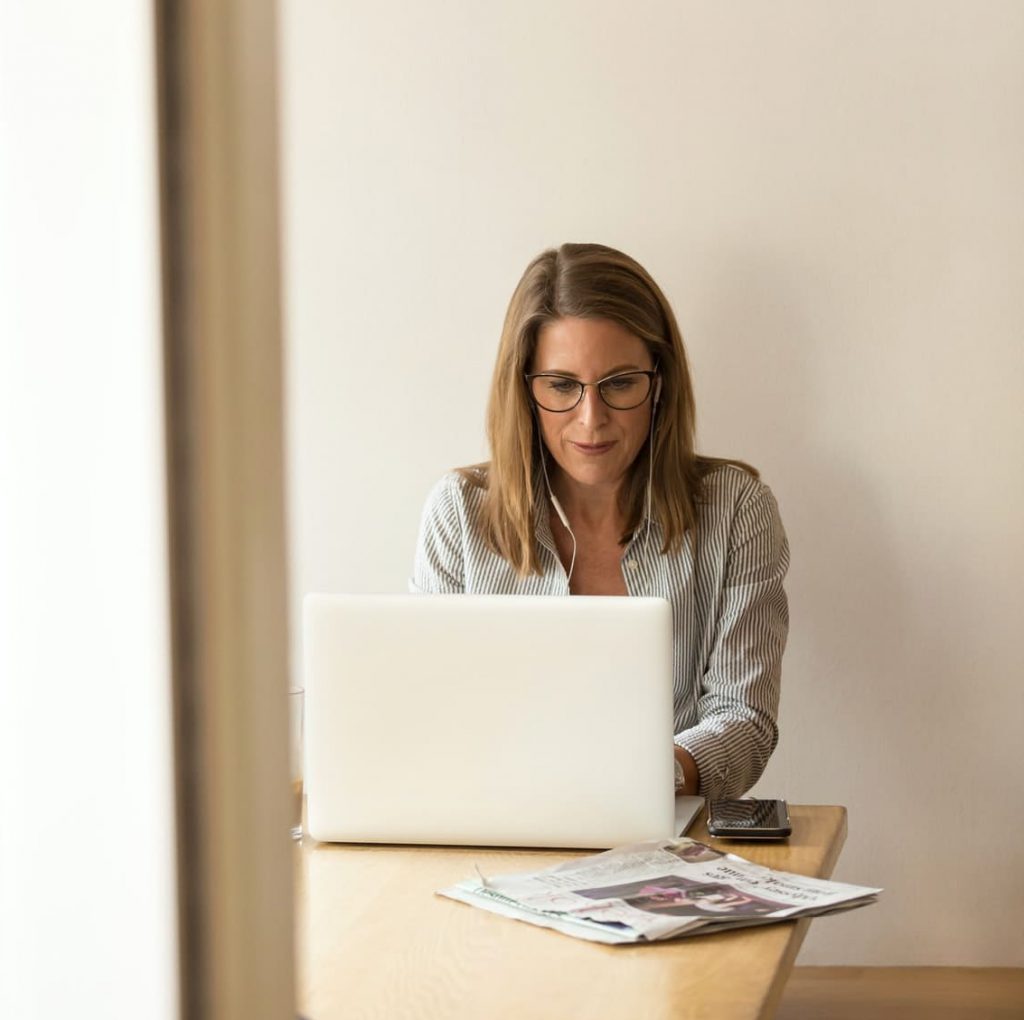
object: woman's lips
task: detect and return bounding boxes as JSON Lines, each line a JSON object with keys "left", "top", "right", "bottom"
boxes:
{"left": 570, "top": 440, "right": 615, "bottom": 456}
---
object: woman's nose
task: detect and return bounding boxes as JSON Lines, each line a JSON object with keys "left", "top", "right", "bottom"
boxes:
{"left": 575, "top": 384, "right": 610, "bottom": 426}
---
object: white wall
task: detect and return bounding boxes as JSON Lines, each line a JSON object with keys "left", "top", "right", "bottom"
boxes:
{"left": 281, "top": 1, "right": 1024, "bottom": 965}
{"left": 0, "top": 4, "right": 179, "bottom": 1017}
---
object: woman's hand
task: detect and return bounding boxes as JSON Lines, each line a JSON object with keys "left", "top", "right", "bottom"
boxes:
{"left": 673, "top": 745, "right": 700, "bottom": 796}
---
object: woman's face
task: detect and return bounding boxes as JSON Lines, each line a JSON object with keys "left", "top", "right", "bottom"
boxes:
{"left": 530, "top": 316, "right": 656, "bottom": 499}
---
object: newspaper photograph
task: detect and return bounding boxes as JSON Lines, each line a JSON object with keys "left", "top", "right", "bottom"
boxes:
{"left": 438, "top": 837, "right": 881, "bottom": 945}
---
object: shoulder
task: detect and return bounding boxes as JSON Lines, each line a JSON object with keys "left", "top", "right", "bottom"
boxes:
{"left": 698, "top": 462, "right": 777, "bottom": 518}
{"left": 420, "top": 466, "right": 488, "bottom": 526}
{"left": 695, "top": 463, "right": 788, "bottom": 570}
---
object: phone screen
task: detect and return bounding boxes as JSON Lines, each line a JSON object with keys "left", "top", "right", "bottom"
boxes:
{"left": 709, "top": 798, "right": 790, "bottom": 832}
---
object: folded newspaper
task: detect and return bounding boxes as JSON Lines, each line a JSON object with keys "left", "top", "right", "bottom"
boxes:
{"left": 438, "top": 837, "right": 881, "bottom": 945}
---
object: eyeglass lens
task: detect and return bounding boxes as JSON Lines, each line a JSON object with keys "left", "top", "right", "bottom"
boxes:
{"left": 529, "top": 373, "right": 652, "bottom": 412}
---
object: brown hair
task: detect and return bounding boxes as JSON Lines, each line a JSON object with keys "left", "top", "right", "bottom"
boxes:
{"left": 461, "top": 242, "right": 756, "bottom": 575}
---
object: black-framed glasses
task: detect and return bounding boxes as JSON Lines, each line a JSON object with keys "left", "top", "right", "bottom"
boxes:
{"left": 525, "top": 370, "right": 658, "bottom": 413}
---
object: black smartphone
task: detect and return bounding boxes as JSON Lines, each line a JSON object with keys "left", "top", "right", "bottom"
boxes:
{"left": 706, "top": 798, "right": 792, "bottom": 840}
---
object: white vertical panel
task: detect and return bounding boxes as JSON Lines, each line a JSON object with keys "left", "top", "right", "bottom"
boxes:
{"left": 0, "top": 3, "right": 179, "bottom": 1018}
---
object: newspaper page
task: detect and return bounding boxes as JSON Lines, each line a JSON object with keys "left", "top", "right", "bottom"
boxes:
{"left": 438, "top": 837, "right": 881, "bottom": 945}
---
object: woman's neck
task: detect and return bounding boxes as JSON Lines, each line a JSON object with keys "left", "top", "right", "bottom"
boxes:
{"left": 550, "top": 473, "right": 624, "bottom": 534}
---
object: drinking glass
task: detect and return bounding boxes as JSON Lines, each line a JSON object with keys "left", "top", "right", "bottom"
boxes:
{"left": 289, "top": 687, "right": 304, "bottom": 840}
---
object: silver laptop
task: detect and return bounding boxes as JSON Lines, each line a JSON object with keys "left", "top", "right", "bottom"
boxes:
{"left": 303, "top": 593, "right": 702, "bottom": 848}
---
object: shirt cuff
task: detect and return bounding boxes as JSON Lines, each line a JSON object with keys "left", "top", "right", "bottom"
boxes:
{"left": 674, "top": 731, "right": 732, "bottom": 801}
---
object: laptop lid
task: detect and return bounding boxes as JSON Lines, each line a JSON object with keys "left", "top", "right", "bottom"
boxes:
{"left": 303, "top": 593, "right": 679, "bottom": 849}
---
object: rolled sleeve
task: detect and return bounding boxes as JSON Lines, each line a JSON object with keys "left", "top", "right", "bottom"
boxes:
{"left": 676, "top": 486, "right": 789, "bottom": 799}
{"left": 411, "top": 475, "right": 466, "bottom": 594}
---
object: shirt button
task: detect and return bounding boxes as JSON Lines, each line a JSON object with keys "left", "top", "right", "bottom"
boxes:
{"left": 625, "top": 560, "right": 639, "bottom": 571}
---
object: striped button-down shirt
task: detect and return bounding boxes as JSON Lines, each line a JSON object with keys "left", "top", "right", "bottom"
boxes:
{"left": 410, "top": 464, "right": 789, "bottom": 799}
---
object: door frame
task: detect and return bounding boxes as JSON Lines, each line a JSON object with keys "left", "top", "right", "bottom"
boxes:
{"left": 155, "top": 2, "right": 295, "bottom": 1016}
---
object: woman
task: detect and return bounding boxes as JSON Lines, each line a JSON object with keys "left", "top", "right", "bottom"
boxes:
{"left": 411, "top": 242, "right": 789, "bottom": 800}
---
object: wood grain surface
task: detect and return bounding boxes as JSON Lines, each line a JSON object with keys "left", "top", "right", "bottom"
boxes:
{"left": 779, "top": 967, "right": 1024, "bottom": 1019}
{"left": 295, "top": 805, "right": 847, "bottom": 1020}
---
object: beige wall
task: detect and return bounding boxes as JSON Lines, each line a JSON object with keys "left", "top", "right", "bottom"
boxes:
{"left": 281, "top": 1, "right": 1024, "bottom": 965}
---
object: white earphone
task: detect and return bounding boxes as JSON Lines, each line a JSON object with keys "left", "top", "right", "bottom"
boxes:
{"left": 549, "top": 491, "right": 571, "bottom": 531}
{"left": 644, "top": 372, "right": 662, "bottom": 552}
{"left": 541, "top": 453, "right": 576, "bottom": 588}
{"left": 532, "top": 405, "right": 578, "bottom": 589}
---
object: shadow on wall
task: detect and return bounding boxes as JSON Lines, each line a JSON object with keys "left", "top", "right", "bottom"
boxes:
{"left": 683, "top": 242, "right": 970, "bottom": 829}
{"left": 676, "top": 242, "right": 1021, "bottom": 960}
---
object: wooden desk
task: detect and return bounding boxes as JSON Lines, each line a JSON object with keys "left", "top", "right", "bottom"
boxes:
{"left": 295, "top": 805, "right": 846, "bottom": 1020}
